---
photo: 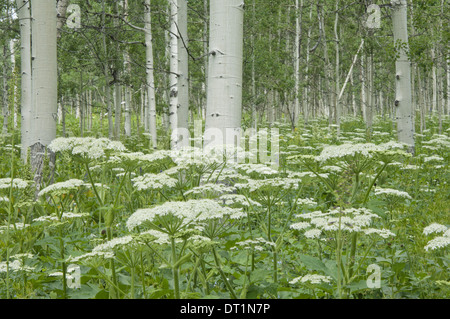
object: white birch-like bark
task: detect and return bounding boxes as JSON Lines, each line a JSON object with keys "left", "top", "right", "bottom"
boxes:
{"left": 29, "top": 0, "right": 57, "bottom": 190}
{"left": 294, "top": 0, "right": 302, "bottom": 128}
{"left": 10, "top": 40, "right": 18, "bottom": 129}
{"left": 114, "top": 83, "right": 122, "bottom": 139}
{"left": 124, "top": 87, "right": 131, "bottom": 137}
{"left": 2, "top": 45, "right": 8, "bottom": 135}
{"left": 204, "top": 0, "right": 244, "bottom": 148}
{"left": 177, "top": 0, "right": 189, "bottom": 135}
{"left": 447, "top": 50, "right": 450, "bottom": 116}
{"left": 391, "top": 0, "right": 415, "bottom": 152}
{"left": 334, "top": 0, "right": 340, "bottom": 134}
{"left": 431, "top": 47, "right": 437, "bottom": 114}
{"left": 123, "top": 0, "right": 132, "bottom": 138}
{"left": 250, "top": 0, "right": 257, "bottom": 129}
{"left": 367, "top": 54, "right": 373, "bottom": 133}
{"left": 144, "top": 0, "right": 157, "bottom": 148}
{"left": 56, "top": 0, "right": 70, "bottom": 38}
{"left": 361, "top": 53, "right": 367, "bottom": 123}
{"left": 169, "top": 0, "right": 179, "bottom": 149}
{"left": 303, "top": 3, "right": 313, "bottom": 125}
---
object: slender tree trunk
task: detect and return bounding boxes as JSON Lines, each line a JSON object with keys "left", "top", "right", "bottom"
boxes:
{"left": 169, "top": 0, "right": 179, "bottom": 149}
{"left": 123, "top": 0, "right": 132, "bottom": 138}
{"left": 303, "top": 3, "right": 313, "bottom": 125}
{"left": 2, "top": 45, "right": 8, "bottom": 135}
{"left": 431, "top": 47, "right": 437, "bottom": 114}
{"left": 361, "top": 53, "right": 367, "bottom": 124}
{"left": 447, "top": 49, "right": 450, "bottom": 116}
{"left": 56, "top": 0, "right": 70, "bottom": 38}
{"left": 29, "top": 0, "right": 57, "bottom": 193}
{"left": 294, "top": 0, "right": 303, "bottom": 129}
{"left": 318, "top": 3, "right": 332, "bottom": 125}
{"left": 366, "top": 53, "right": 373, "bottom": 135}
{"left": 101, "top": 0, "right": 113, "bottom": 139}
{"left": 392, "top": 0, "right": 415, "bottom": 153}
{"left": 334, "top": 0, "right": 340, "bottom": 134}
{"left": 144, "top": 0, "right": 158, "bottom": 148}
{"left": 10, "top": 40, "right": 18, "bottom": 129}
{"left": 204, "top": 0, "right": 245, "bottom": 148}
{"left": 177, "top": 0, "right": 189, "bottom": 138}
{"left": 114, "top": 83, "right": 122, "bottom": 139}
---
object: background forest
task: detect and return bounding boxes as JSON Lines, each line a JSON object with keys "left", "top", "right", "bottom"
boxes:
{"left": 0, "top": 0, "right": 448, "bottom": 300}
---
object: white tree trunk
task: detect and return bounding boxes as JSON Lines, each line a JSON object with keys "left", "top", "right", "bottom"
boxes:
{"left": 447, "top": 50, "right": 450, "bottom": 116}
{"left": 303, "top": 3, "right": 313, "bottom": 125}
{"left": 361, "top": 53, "right": 367, "bottom": 123}
{"left": 205, "top": 0, "right": 244, "bottom": 148}
{"left": 144, "top": 0, "right": 158, "bottom": 148}
{"left": 123, "top": 0, "right": 132, "bottom": 138}
{"left": 56, "top": 0, "right": 70, "bottom": 38}
{"left": 392, "top": 0, "right": 415, "bottom": 152}
{"left": 294, "top": 0, "right": 302, "bottom": 128}
{"left": 10, "top": 40, "right": 18, "bottom": 129}
{"left": 177, "top": 0, "right": 189, "bottom": 135}
{"left": 334, "top": 0, "right": 340, "bottom": 134}
{"left": 29, "top": 0, "right": 57, "bottom": 190}
{"left": 2, "top": 45, "right": 8, "bottom": 135}
{"left": 169, "top": 0, "right": 179, "bottom": 149}
{"left": 431, "top": 47, "right": 437, "bottom": 114}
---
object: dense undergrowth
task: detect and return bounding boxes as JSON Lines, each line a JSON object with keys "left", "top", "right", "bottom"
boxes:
{"left": 0, "top": 114, "right": 448, "bottom": 299}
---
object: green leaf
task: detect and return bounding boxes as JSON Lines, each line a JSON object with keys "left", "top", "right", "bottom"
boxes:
{"left": 298, "top": 254, "right": 329, "bottom": 274}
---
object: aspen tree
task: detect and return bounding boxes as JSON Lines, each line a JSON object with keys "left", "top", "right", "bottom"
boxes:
{"left": 392, "top": 0, "right": 415, "bottom": 153}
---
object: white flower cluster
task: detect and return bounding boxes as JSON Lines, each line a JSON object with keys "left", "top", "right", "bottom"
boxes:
{"left": 373, "top": 187, "right": 412, "bottom": 200}
{"left": 291, "top": 208, "right": 395, "bottom": 239}
{"left": 127, "top": 199, "right": 243, "bottom": 231}
{"left": 316, "top": 141, "right": 405, "bottom": 162}
{"left": 49, "top": 137, "right": 127, "bottom": 160}
{"left": 423, "top": 224, "right": 450, "bottom": 252}
{"left": 132, "top": 173, "right": 178, "bottom": 191}
{"left": 109, "top": 150, "right": 172, "bottom": 165}
{"left": 235, "top": 164, "right": 279, "bottom": 176}
{"left": 184, "top": 183, "right": 236, "bottom": 196}
{"left": 92, "top": 235, "right": 136, "bottom": 252}
{"left": 422, "top": 136, "right": 450, "bottom": 149}
{"left": 0, "top": 259, "right": 35, "bottom": 273}
{"left": 289, "top": 274, "right": 332, "bottom": 285}
{"left": 0, "top": 222, "right": 30, "bottom": 233}
{"left": 33, "top": 212, "right": 88, "bottom": 223}
{"left": 296, "top": 198, "right": 318, "bottom": 206}
{"left": 423, "top": 223, "right": 448, "bottom": 236}
{"left": 423, "top": 155, "right": 444, "bottom": 163}
{"left": 0, "top": 196, "right": 9, "bottom": 202}
{"left": 0, "top": 178, "right": 29, "bottom": 190}
{"left": 69, "top": 251, "right": 115, "bottom": 263}
{"left": 139, "top": 229, "right": 177, "bottom": 245}
{"left": 218, "top": 194, "right": 262, "bottom": 207}
{"left": 232, "top": 237, "right": 276, "bottom": 251}
{"left": 37, "top": 179, "right": 86, "bottom": 197}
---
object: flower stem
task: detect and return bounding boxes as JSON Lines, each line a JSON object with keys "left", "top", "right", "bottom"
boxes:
{"left": 212, "top": 246, "right": 238, "bottom": 299}
{"left": 170, "top": 236, "right": 181, "bottom": 299}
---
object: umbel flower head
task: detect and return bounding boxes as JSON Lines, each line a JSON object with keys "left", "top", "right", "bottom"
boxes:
{"left": 132, "top": 173, "right": 178, "bottom": 191}
{"left": 37, "top": 179, "right": 85, "bottom": 197}
{"left": 0, "top": 178, "right": 29, "bottom": 190}
{"left": 292, "top": 207, "right": 395, "bottom": 239}
{"left": 127, "top": 199, "right": 243, "bottom": 232}
{"left": 48, "top": 137, "right": 126, "bottom": 160}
